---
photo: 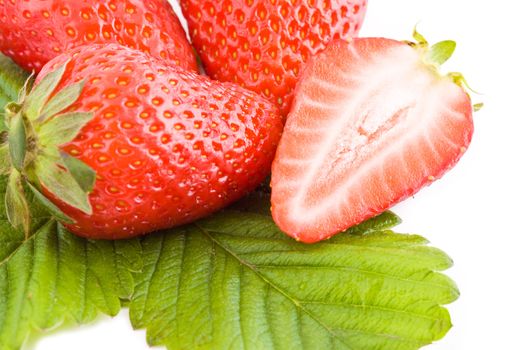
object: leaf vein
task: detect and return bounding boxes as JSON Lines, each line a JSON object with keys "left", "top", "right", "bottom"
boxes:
{"left": 256, "top": 265, "right": 452, "bottom": 290}
{"left": 194, "top": 223, "right": 357, "bottom": 350}
{"left": 301, "top": 300, "right": 447, "bottom": 322}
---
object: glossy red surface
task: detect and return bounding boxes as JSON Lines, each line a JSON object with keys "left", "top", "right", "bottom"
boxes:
{"left": 181, "top": 0, "right": 367, "bottom": 115}
{"left": 38, "top": 44, "right": 282, "bottom": 239}
{"left": 0, "top": 0, "right": 197, "bottom": 72}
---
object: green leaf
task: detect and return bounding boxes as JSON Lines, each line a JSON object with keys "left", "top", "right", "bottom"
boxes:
{"left": 8, "top": 114, "right": 26, "bottom": 171}
{"left": 16, "top": 72, "right": 35, "bottom": 107}
{"left": 61, "top": 152, "right": 96, "bottom": 193}
{"left": 0, "top": 118, "right": 7, "bottom": 134}
{"left": 0, "top": 54, "right": 30, "bottom": 112}
{"left": 426, "top": 40, "right": 456, "bottom": 66}
{"left": 346, "top": 211, "right": 402, "bottom": 235}
{"left": 0, "top": 173, "right": 142, "bottom": 349}
{"left": 0, "top": 176, "right": 53, "bottom": 261}
{"left": 24, "top": 62, "right": 67, "bottom": 121}
{"left": 34, "top": 155, "right": 92, "bottom": 215}
{"left": 5, "top": 170, "right": 30, "bottom": 236}
{"left": 129, "top": 210, "right": 458, "bottom": 350}
{"left": 0, "top": 222, "right": 142, "bottom": 350}
{"left": 0, "top": 144, "right": 10, "bottom": 175}
{"left": 38, "top": 112, "right": 93, "bottom": 147}
{"left": 0, "top": 54, "right": 30, "bottom": 145}
{"left": 40, "top": 80, "right": 85, "bottom": 122}
{"left": 26, "top": 182, "right": 75, "bottom": 224}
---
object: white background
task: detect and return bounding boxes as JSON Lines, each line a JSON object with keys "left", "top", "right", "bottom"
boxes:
{"left": 34, "top": 0, "right": 525, "bottom": 349}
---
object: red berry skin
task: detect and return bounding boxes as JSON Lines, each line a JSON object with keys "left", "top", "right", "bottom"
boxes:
{"left": 0, "top": 0, "right": 197, "bottom": 73}
{"left": 38, "top": 44, "right": 283, "bottom": 239}
{"left": 180, "top": 0, "right": 367, "bottom": 115}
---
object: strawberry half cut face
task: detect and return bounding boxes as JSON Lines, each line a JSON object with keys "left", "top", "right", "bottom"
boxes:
{"left": 271, "top": 37, "right": 474, "bottom": 243}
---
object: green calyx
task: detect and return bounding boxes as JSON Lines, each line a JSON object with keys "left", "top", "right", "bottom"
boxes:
{"left": 406, "top": 27, "right": 457, "bottom": 69}
{"left": 407, "top": 26, "right": 483, "bottom": 111}
{"left": 1, "top": 62, "right": 95, "bottom": 237}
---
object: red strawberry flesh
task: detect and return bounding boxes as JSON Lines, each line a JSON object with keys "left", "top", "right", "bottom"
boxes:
{"left": 271, "top": 38, "right": 474, "bottom": 243}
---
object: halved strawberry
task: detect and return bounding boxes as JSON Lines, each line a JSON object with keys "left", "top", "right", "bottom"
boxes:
{"left": 271, "top": 34, "right": 475, "bottom": 243}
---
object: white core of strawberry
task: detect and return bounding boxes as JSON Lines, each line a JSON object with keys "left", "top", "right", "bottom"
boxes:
{"left": 277, "top": 43, "right": 467, "bottom": 233}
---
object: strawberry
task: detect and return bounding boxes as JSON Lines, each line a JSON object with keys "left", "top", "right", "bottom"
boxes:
{"left": 0, "top": 0, "right": 197, "bottom": 73}
{"left": 180, "top": 0, "right": 367, "bottom": 115}
{"left": 271, "top": 33, "right": 475, "bottom": 243}
{"left": 1, "top": 43, "right": 282, "bottom": 239}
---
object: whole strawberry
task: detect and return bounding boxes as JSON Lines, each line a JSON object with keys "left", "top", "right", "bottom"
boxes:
{"left": 0, "top": 0, "right": 197, "bottom": 73}
{"left": 1, "top": 44, "right": 282, "bottom": 239}
{"left": 180, "top": 0, "right": 367, "bottom": 115}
